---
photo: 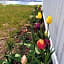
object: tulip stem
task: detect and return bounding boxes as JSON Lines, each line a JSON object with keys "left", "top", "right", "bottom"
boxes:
{"left": 22, "top": 34, "right": 26, "bottom": 55}
{"left": 47, "top": 24, "right": 49, "bottom": 36}
{"left": 48, "top": 24, "right": 49, "bottom": 30}
{"left": 40, "top": 25, "right": 43, "bottom": 39}
{"left": 31, "top": 27, "right": 35, "bottom": 54}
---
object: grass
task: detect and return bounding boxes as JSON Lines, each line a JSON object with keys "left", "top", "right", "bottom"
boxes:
{"left": 0, "top": 4, "right": 34, "bottom": 59}
{"left": 0, "top": 4, "right": 33, "bottom": 38}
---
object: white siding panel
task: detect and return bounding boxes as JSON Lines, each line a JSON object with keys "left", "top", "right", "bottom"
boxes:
{"left": 43, "top": 0, "right": 64, "bottom": 64}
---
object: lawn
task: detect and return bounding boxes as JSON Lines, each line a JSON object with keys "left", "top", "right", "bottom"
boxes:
{"left": 0, "top": 4, "right": 33, "bottom": 38}
{"left": 0, "top": 4, "right": 34, "bottom": 60}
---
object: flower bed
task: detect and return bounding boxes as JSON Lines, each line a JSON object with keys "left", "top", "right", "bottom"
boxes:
{"left": 0, "top": 5, "right": 54, "bottom": 64}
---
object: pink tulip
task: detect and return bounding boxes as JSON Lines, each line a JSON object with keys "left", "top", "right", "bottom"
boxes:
{"left": 21, "top": 55, "right": 27, "bottom": 64}
{"left": 35, "top": 22, "right": 40, "bottom": 29}
{"left": 44, "top": 39, "right": 50, "bottom": 47}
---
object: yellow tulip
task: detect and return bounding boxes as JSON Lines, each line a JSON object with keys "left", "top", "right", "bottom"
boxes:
{"left": 46, "top": 16, "right": 52, "bottom": 24}
{"left": 36, "top": 12, "right": 42, "bottom": 19}
{"left": 38, "top": 12, "right": 42, "bottom": 16}
{"left": 44, "top": 30, "right": 48, "bottom": 37}
{"left": 36, "top": 15, "right": 38, "bottom": 19}
{"left": 37, "top": 5, "right": 40, "bottom": 8}
{"left": 38, "top": 12, "right": 42, "bottom": 19}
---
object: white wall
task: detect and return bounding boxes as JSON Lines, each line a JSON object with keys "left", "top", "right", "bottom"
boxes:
{"left": 43, "top": 0, "right": 64, "bottom": 64}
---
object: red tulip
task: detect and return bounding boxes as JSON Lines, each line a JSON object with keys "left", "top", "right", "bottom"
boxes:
{"left": 24, "top": 29, "right": 26, "bottom": 33}
{"left": 37, "top": 39, "right": 45, "bottom": 50}
{"left": 23, "top": 29, "right": 27, "bottom": 33}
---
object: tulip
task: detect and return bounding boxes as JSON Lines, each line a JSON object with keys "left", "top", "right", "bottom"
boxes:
{"left": 35, "top": 22, "right": 40, "bottom": 29}
{"left": 46, "top": 16, "right": 52, "bottom": 24}
{"left": 37, "top": 5, "right": 40, "bottom": 8}
{"left": 38, "top": 12, "right": 42, "bottom": 19}
{"left": 36, "top": 15, "right": 38, "bottom": 19}
{"left": 44, "top": 39, "right": 50, "bottom": 47}
{"left": 39, "top": 8, "right": 41, "bottom": 11}
{"left": 44, "top": 30, "right": 48, "bottom": 37}
{"left": 36, "top": 12, "right": 42, "bottom": 19}
{"left": 21, "top": 55, "right": 27, "bottom": 64}
{"left": 24, "top": 29, "right": 26, "bottom": 33}
{"left": 23, "top": 28, "right": 27, "bottom": 33}
{"left": 37, "top": 39, "right": 45, "bottom": 50}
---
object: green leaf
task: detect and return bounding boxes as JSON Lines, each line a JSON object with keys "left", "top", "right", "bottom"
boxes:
{"left": 0, "top": 60, "right": 4, "bottom": 64}
{"left": 35, "top": 45, "right": 40, "bottom": 54}
{"left": 2, "top": 61, "right": 8, "bottom": 64}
